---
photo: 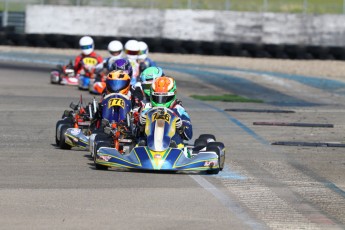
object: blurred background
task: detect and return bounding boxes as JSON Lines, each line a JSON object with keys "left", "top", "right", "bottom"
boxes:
{"left": 1, "top": 0, "right": 345, "bottom": 60}
{"left": 1, "top": 0, "right": 345, "bottom": 33}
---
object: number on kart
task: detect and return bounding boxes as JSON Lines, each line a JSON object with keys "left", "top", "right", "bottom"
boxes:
{"left": 108, "top": 98, "right": 125, "bottom": 109}
{"left": 152, "top": 112, "right": 171, "bottom": 123}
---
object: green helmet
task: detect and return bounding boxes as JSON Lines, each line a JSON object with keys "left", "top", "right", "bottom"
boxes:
{"left": 140, "top": 67, "right": 164, "bottom": 98}
{"left": 150, "top": 76, "right": 176, "bottom": 108}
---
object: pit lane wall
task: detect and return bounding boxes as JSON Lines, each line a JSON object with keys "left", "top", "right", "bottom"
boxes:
{"left": 7, "top": 5, "right": 345, "bottom": 59}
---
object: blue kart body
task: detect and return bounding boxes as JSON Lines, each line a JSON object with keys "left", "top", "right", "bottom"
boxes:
{"left": 95, "top": 107, "right": 222, "bottom": 173}
{"left": 78, "top": 75, "right": 90, "bottom": 90}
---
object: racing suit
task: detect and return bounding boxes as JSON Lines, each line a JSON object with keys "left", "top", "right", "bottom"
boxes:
{"left": 74, "top": 52, "right": 103, "bottom": 76}
{"left": 128, "top": 59, "right": 140, "bottom": 86}
{"left": 138, "top": 100, "right": 193, "bottom": 146}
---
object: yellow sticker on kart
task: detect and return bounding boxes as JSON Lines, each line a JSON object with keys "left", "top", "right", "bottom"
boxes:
{"left": 108, "top": 98, "right": 125, "bottom": 108}
{"left": 152, "top": 112, "right": 171, "bottom": 123}
{"left": 82, "top": 57, "right": 98, "bottom": 66}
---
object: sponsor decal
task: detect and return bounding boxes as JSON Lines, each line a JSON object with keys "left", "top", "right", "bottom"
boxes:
{"left": 82, "top": 57, "right": 98, "bottom": 66}
{"left": 78, "top": 121, "right": 90, "bottom": 126}
{"left": 108, "top": 98, "right": 125, "bottom": 109}
{"left": 100, "top": 155, "right": 111, "bottom": 161}
{"left": 71, "top": 128, "right": 81, "bottom": 136}
{"left": 154, "top": 154, "right": 162, "bottom": 159}
{"left": 204, "top": 161, "right": 218, "bottom": 167}
{"left": 152, "top": 112, "right": 171, "bottom": 123}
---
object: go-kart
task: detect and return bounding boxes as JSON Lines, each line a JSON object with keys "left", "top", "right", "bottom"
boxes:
{"left": 93, "top": 107, "right": 225, "bottom": 174}
{"left": 55, "top": 96, "right": 97, "bottom": 150}
{"left": 50, "top": 61, "right": 78, "bottom": 85}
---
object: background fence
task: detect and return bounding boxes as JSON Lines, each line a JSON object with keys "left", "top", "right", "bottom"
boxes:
{"left": 1, "top": 0, "right": 345, "bottom": 60}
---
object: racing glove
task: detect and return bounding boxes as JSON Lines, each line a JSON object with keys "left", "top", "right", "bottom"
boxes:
{"left": 175, "top": 117, "right": 183, "bottom": 129}
{"left": 139, "top": 113, "right": 146, "bottom": 125}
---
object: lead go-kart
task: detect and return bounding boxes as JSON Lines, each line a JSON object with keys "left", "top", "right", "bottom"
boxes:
{"left": 92, "top": 107, "right": 225, "bottom": 174}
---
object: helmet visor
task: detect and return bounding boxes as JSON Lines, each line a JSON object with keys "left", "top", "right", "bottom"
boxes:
{"left": 109, "top": 51, "right": 121, "bottom": 56}
{"left": 107, "top": 79, "right": 130, "bottom": 93}
{"left": 81, "top": 44, "right": 93, "bottom": 50}
{"left": 125, "top": 50, "right": 139, "bottom": 55}
{"left": 151, "top": 92, "right": 175, "bottom": 105}
{"left": 141, "top": 82, "right": 152, "bottom": 91}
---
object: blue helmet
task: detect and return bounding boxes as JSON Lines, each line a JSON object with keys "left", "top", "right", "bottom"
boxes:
{"left": 110, "top": 58, "right": 133, "bottom": 77}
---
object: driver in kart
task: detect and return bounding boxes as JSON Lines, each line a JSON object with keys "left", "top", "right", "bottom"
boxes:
{"left": 90, "top": 70, "right": 132, "bottom": 128}
{"left": 74, "top": 36, "right": 103, "bottom": 77}
{"left": 138, "top": 76, "right": 192, "bottom": 146}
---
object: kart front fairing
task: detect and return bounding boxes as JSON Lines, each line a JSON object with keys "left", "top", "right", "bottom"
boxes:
{"left": 145, "top": 107, "right": 178, "bottom": 152}
{"left": 95, "top": 146, "right": 219, "bottom": 171}
{"left": 101, "top": 93, "right": 131, "bottom": 124}
{"left": 65, "top": 128, "right": 89, "bottom": 149}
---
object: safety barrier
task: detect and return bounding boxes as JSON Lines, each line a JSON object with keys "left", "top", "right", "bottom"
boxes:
{"left": 1, "top": 32, "right": 345, "bottom": 60}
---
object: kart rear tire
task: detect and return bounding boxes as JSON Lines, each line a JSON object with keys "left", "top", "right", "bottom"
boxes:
{"left": 59, "top": 125, "right": 72, "bottom": 150}
{"left": 198, "top": 134, "right": 216, "bottom": 142}
{"left": 194, "top": 138, "right": 207, "bottom": 148}
{"left": 92, "top": 134, "right": 112, "bottom": 159}
{"left": 207, "top": 142, "right": 225, "bottom": 150}
{"left": 94, "top": 142, "right": 111, "bottom": 170}
{"left": 55, "top": 121, "right": 61, "bottom": 146}
{"left": 205, "top": 146, "right": 221, "bottom": 174}
{"left": 207, "top": 142, "right": 225, "bottom": 171}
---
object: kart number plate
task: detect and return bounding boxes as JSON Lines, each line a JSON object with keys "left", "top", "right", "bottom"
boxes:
{"left": 108, "top": 98, "right": 125, "bottom": 108}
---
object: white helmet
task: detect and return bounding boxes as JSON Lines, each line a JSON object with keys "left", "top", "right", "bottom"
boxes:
{"left": 124, "top": 39, "right": 139, "bottom": 60}
{"left": 138, "top": 41, "right": 149, "bottom": 60}
{"left": 107, "top": 40, "right": 123, "bottom": 59}
{"left": 79, "top": 36, "right": 94, "bottom": 55}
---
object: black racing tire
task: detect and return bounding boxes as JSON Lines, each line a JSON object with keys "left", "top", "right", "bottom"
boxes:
{"left": 198, "top": 134, "right": 216, "bottom": 142}
{"left": 206, "top": 142, "right": 225, "bottom": 150}
{"left": 206, "top": 143, "right": 225, "bottom": 171}
{"left": 94, "top": 142, "right": 111, "bottom": 170}
{"left": 205, "top": 146, "right": 221, "bottom": 174}
{"left": 55, "top": 118, "right": 73, "bottom": 146}
{"left": 194, "top": 138, "right": 207, "bottom": 148}
{"left": 92, "top": 133, "right": 112, "bottom": 158}
{"left": 55, "top": 120, "right": 63, "bottom": 146}
{"left": 59, "top": 125, "right": 72, "bottom": 150}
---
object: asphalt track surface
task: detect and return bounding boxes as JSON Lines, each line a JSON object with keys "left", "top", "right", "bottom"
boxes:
{"left": 0, "top": 54, "right": 345, "bottom": 230}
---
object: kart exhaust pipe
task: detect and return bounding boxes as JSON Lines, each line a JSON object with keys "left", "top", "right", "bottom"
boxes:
{"left": 88, "top": 104, "right": 93, "bottom": 119}
{"left": 93, "top": 97, "right": 97, "bottom": 114}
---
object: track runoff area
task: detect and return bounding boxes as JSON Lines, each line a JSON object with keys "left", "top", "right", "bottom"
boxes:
{"left": 0, "top": 49, "right": 344, "bottom": 229}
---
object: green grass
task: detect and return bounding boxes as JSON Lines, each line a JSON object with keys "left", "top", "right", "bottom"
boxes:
{"left": 1, "top": 0, "right": 344, "bottom": 14}
{"left": 190, "top": 94, "right": 263, "bottom": 103}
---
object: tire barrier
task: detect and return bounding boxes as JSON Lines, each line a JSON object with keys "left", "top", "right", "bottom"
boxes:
{"left": 1, "top": 32, "right": 345, "bottom": 61}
